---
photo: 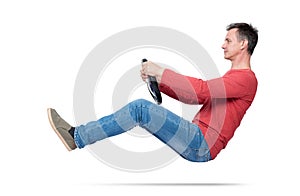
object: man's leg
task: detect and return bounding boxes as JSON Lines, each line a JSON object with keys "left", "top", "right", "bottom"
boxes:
{"left": 74, "top": 99, "right": 211, "bottom": 162}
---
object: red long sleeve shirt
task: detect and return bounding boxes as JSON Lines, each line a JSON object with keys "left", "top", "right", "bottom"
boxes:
{"left": 159, "top": 69, "right": 257, "bottom": 159}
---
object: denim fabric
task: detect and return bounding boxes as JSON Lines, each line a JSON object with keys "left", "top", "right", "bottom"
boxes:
{"left": 75, "top": 99, "right": 211, "bottom": 162}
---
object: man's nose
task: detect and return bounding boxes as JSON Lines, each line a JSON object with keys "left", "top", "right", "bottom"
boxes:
{"left": 221, "top": 43, "right": 226, "bottom": 49}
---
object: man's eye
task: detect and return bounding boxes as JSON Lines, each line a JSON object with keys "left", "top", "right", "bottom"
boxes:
{"left": 225, "top": 39, "right": 231, "bottom": 43}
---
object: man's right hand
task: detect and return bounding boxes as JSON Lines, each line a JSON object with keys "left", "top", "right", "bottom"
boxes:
{"left": 140, "top": 61, "right": 165, "bottom": 83}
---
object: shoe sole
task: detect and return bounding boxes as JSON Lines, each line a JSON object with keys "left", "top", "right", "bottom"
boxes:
{"left": 47, "top": 108, "right": 73, "bottom": 151}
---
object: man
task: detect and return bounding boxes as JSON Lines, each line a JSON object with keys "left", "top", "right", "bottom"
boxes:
{"left": 48, "top": 23, "right": 258, "bottom": 162}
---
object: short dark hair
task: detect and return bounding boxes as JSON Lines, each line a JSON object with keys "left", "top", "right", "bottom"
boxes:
{"left": 226, "top": 23, "right": 258, "bottom": 55}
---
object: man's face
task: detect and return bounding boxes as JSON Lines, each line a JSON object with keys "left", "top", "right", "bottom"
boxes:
{"left": 222, "top": 28, "right": 243, "bottom": 60}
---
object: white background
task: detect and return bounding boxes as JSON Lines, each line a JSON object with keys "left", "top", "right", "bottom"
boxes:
{"left": 1, "top": 0, "right": 299, "bottom": 195}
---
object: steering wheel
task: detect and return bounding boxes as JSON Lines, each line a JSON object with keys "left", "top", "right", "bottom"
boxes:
{"left": 142, "top": 58, "right": 162, "bottom": 105}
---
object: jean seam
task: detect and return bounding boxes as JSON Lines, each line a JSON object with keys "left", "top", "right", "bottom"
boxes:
{"left": 74, "top": 128, "right": 84, "bottom": 148}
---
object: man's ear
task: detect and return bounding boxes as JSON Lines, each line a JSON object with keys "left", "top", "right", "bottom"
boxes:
{"left": 240, "top": 39, "right": 248, "bottom": 50}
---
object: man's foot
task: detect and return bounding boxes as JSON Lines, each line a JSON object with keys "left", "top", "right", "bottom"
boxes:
{"left": 47, "top": 108, "right": 77, "bottom": 151}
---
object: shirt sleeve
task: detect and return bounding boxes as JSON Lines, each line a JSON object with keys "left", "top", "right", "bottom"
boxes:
{"left": 159, "top": 69, "right": 256, "bottom": 104}
{"left": 159, "top": 69, "right": 208, "bottom": 104}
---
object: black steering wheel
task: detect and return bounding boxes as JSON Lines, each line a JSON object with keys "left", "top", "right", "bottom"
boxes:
{"left": 142, "top": 59, "right": 162, "bottom": 105}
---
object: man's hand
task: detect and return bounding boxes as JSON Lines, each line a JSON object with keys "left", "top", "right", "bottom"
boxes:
{"left": 140, "top": 61, "right": 165, "bottom": 83}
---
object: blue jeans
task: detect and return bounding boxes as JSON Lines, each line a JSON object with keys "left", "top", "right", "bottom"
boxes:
{"left": 74, "top": 99, "right": 211, "bottom": 162}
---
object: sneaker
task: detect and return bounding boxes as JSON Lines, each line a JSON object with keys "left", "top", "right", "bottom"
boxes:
{"left": 47, "top": 108, "right": 76, "bottom": 151}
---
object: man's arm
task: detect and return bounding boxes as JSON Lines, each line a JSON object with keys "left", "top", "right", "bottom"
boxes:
{"left": 141, "top": 62, "right": 217, "bottom": 104}
{"left": 159, "top": 69, "right": 256, "bottom": 104}
{"left": 159, "top": 69, "right": 208, "bottom": 104}
{"left": 141, "top": 62, "right": 256, "bottom": 104}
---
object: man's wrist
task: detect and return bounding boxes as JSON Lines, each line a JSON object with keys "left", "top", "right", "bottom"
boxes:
{"left": 156, "top": 68, "right": 165, "bottom": 83}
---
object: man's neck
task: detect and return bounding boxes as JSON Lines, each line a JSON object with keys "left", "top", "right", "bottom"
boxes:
{"left": 230, "top": 54, "right": 251, "bottom": 70}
